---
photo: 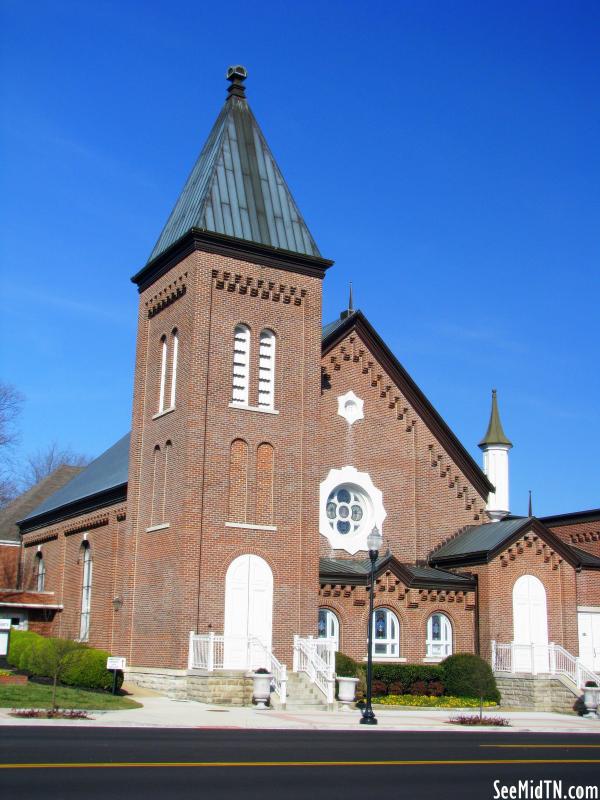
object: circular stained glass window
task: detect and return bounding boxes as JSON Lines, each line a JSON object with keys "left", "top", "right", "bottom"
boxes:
{"left": 326, "top": 485, "right": 367, "bottom": 535}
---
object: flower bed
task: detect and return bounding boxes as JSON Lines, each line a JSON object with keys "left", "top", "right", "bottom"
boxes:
{"left": 0, "top": 674, "right": 28, "bottom": 686}
{"left": 373, "top": 694, "right": 499, "bottom": 708}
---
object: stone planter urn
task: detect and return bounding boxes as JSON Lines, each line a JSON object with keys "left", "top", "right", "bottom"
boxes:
{"left": 583, "top": 685, "right": 600, "bottom": 718}
{"left": 337, "top": 676, "right": 359, "bottom": 708}
{"left": 252, "top": 671, "right": 273, "bottom": 709}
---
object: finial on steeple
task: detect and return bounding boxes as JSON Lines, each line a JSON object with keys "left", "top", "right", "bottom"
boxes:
{"left": 478, "top": 389, "right": 513, "bottom": 449}
{"left": 528, "top": 490, "right": 533, "bottom": 517}
{"left": 340, "top": 281, "right": 356, "bottom": 320}
{"left": 226, "top": 65, "right": 247, "bottom": 99}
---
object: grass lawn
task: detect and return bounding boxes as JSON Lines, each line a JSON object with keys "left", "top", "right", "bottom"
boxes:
{"left": 0, "top": 682, "right": 142, "bottom": 710}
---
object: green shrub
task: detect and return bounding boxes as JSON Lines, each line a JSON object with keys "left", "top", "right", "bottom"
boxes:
{"left": 441, "top": 653, "right": 500, "bottom": 703}
{"left": 335, "top": 652, "right": 358, "bottom": 678}
{"left": 7, "top": 630, "right": 123, "bottom": 692}
{"left": 6, "top": 630, "right": 45, "bottom": 671}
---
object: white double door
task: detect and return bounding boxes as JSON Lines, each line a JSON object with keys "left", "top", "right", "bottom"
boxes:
{"left": 223, "top": 554, "right": 273, "bottom": 670}
{"left": 578, "top": 612, "right": 600, "bottom": 672}
{"left": 512, "top": 574, "right": 549, "bottom": 673}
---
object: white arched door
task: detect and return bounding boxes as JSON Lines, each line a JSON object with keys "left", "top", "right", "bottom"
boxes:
{"left": 224, "top": 555, "right": 273, "bottom": 669}
{"left": 513, "top": 574, "right": 549, "bottom": 673}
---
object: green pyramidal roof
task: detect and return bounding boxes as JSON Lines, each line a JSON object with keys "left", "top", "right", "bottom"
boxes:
{"left": 147, "top": 66, "right": 321, "bottom": 263}
{"left": 478, "top": 389, "right": 513, "bottom": 448}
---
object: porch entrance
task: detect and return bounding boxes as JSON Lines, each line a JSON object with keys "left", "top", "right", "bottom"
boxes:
{"left": 512, "top": 574, "right": 549, "bottom": 672}
{"left": 223, "top": 554, "right": 273, "bottom": 669}
{"left": 578, "top": 611, "right": 600, "bottom": 672}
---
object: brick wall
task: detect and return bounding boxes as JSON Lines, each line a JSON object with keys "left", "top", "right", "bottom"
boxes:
{"left": 546, "top": 518, "right": 600, "bottom": 559}
{"left": 0, "top": 543, "right": 20, "bottom": 588}
{"left": 577, "top": 570, "right": 600, "bottom": 607}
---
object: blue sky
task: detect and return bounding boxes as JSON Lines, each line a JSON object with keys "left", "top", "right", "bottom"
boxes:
{"left": 1, "top": 0, "right": 598, "bottom": 516}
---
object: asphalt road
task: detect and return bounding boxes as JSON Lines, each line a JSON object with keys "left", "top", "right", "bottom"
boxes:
{"left": 1, "top": 727, "right": 599, "bottom": 800}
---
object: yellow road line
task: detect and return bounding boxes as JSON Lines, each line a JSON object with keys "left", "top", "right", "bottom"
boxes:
{"left": 0, "top": 759, "right": 599, "bottom": 770}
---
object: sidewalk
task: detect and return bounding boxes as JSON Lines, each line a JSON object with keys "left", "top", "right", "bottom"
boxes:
{"left": 1, "top": 694, "right": 599, "bottom": 732}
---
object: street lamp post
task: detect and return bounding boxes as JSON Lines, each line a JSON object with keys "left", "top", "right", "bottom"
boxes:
{"left": 360, "top": 525, "right": 382, "bottom": 726}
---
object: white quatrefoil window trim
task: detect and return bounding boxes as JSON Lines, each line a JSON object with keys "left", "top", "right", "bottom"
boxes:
{"left": 337, "top": 391, "right": 364, "bottom": 426}
{"left": 319, "top": 466, "right": 386, "bottom": 555}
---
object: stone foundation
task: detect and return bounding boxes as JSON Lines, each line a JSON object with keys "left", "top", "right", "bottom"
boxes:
{"left": 124, "top": 666, "right": 253, "bottom": 705}
{"left": 495, "top": 674, "right": 581, "bottom": 714}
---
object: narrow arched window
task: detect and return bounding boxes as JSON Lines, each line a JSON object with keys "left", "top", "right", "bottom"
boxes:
{"left": 426, "top": 613, "right": 452, "bottom": 659}
{"left": 169, "top": 329, "right": 178, "bottom": 409}
{"left": 150, "top": 445, "right": 161, "bottom": 525}
{"left": 255, "top": 442, "right": 274, "bottom": 525}
{"left": 228, "top": 439, "right": 249, "bottom": 522}
{"left": 79, "top": 543, "right": 93, "bottom": 641}
{"left": 258, "top": 329, "right": 275, "bottom": 409}
{"left": 372, "top": 608, "right": 400, "bottom": 658}
{"left": 158, "top": 335, "right": 168, "bottom": 413}
{"left": 162, "top": 440, "right": 172, "bottom": 523}
{"left": 232, "top": 325, "right": 250, "bottom": 406}
{"left": 34, "top": 552, "right": 45, "bottom": 592}
{"left": 318, "top": 608, "right": 340, "bottom": 651}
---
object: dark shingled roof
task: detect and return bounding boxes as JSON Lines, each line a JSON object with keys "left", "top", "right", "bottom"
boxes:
{"left": 569, "top": 545, "right": 600, "bottom": 569}
{"left": 431, "top": 518, "right": 531, "bottom": 564}
{"left": 319, "top": 556, "right": 474, "bottom": 589}
{"left": 20, "top": 434, "right": 130, "bottom": 528}
{"left": 148, "top": 69, "right": 321, "bottom": 264}
{"left": 0, "top": 466, "right": 84, "bottom": 542}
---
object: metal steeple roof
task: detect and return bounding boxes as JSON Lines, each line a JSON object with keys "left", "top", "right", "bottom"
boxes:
{"left": 147, "top": 66, "right": 321, "bottom": 263}
{"left": 478, "top": 389, "right": 513, "bottom": 448}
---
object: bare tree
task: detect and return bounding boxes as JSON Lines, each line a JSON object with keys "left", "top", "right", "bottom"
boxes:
{"left": 20, "top": 442, "right": 92, "bottom": 490}
{"left": 0, "top": 382, "right": 24, "bottom": 507}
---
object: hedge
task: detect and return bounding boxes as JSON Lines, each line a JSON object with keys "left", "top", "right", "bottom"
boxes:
{"left": 440, "top": 653, "right": 500, "bottom": 703}
{"left": 335, "top": 652, "right": 360, "bottom": 678}
{"left": 7, "top": 630, "right": 123, "bottom": 692}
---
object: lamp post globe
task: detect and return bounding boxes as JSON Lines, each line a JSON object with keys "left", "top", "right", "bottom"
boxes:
{"left": 360, "top": 525, "right": 382, "bottom": 726}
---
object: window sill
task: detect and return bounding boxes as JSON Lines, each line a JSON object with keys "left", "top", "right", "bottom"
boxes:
{"left": 362, "top": 656, "right": 407, "bottom": 663}
{"left": 423, "top": 657, "right": 444, "bottom": 663}
{"left": 146, "top": 523, "right": 171, "bottom": 532}
{"left": 225, "top": 522, "right": 277, "bottom": 532}
{"left": 153, "top": 406, "right": 175, "bottom": 420}
{"left": 228, "top": 402, "right": 279, "bottom": 416}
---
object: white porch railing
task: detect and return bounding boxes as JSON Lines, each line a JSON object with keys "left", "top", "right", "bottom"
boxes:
{"left": 491, "top": 640, "right": 600, "bottom": 690}
{"left": 188, "top": 632, "right": 287, "bottom": 705}
{"left": 293, "top": 635, "right": 336, "bottom": 705}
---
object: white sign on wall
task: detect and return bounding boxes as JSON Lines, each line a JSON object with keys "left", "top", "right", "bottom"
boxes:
{"left": 106, "top": 656, "right": 126, "bottom": 671}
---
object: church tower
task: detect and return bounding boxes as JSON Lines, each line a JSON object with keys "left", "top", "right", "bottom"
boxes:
{"left": 479, "top": 389, "right": 512, "bottom": 522}
{"left": 117, "top": 67, "right": 333, "bottom": 668}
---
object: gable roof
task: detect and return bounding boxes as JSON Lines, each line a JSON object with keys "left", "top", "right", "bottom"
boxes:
{"left": 540, "top": 508, "right": 600, "bottom": 528}
{"left": 147, "top": 69, "right": 321, "bottom": 264}
{"left": 319, "top": 555, "right": 475, "bottom": 590}
{"left": 321, "top": 310, "right": 493, "bottom": 499}
{"left": 569, "top": 545, "right": 600, "bottom": 570}
{"left": 0, "top": 466, "right": 84, "bottom": 543}
{"left": 430, "top": 516, "right": 584, "bottom": 569}
{"left": 19, "top": 434, "right": 130, "bottom": 533}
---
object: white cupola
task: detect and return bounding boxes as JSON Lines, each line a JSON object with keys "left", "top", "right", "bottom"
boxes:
{"left": 478, "top": 389, "right": 513, "bottom": 522}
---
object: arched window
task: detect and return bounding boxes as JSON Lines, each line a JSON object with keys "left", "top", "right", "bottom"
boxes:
{"left": 158, "top": 335, "right": 168, "bottom": 413}
{"left": 228, "top": 439, "right": 249, "bottom": 522}
{"left": 34, "top": 552, "right": 45, "bottom": 592}
{"left": 372, "top": 608, "right": 400, "bottom": 657}
{"left": 150, "top": 445, "right": 161, "bottom": 525}
{"left": 232, "top": 325, "right": 250, "bottom": 405}
{"left": 79, "top": 543, "right": 93, "bottom": 641}
{"left": 426, "top": 613, "right": 452, "bottom": 658}
{"left": 255, "top": 442, "right": 274, "bottom": 525}
{"left": 318, "top": 608, "right": 340, "bottom": 650}
{"left": 258, "top": 329, "right": 275, "bottom": 409}
{"left": 162, "top": 440, "right": 172, "bottom": 523}
{"left": 169, "top": 329, "right": 178, "bottom": 409}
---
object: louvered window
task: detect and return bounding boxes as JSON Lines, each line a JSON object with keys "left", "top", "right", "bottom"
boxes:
{"left": 232, "top": 325, "right": 250, "bottom": 405}
{"left": 158, "top": 336, "right": 168, "bottom": 413}
{"left": 34, "top": 553, "right": 45, "bottom": 592}
{"left": 258, "top": 329, "right": 275, "bottom": 409}
{"left": 169, "top": 329, "right": 178, "bottom": 409}
{"left": 79, "top": 543, "right": 93, "bottom": 641}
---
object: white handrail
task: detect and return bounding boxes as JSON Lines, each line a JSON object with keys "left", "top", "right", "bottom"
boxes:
{"left": 188, "top": 633, "right": 287, "bottom": 705}
{"left": 293, "top": 635, "right": 335, "bottom": 704}
{"left": 491, "top": 640, "right": 600, "bottom": 690}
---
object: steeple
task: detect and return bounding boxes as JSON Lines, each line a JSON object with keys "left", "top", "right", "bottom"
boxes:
{"left": 340, "top": 282, "right": 355, "bottom": 320}
{"left": 478, "top": 389, "right": 512, "bottom": 448}
{"left": 478, "top": 389, "right": 512, "bottom": 522}
{"left": 147, "top": 66, "right": 322, "bottom": 264}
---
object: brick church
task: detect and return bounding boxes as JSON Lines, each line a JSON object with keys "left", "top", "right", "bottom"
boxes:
{"left": 3, "top": 67, "right": 599, "bottom": 694}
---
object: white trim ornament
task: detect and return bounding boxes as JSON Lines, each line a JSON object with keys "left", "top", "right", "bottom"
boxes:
{"left": 319, "top": 466, "right": 386, "bottom": 555}
{"left": 337, "top": 391, "right": 364, "bottom": 426}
